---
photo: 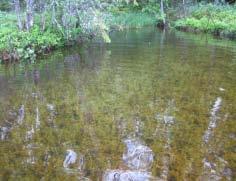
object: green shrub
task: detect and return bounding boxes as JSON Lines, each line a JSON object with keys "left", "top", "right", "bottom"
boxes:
{"left": 0, "top": 5, "right": 158, "bottom": 63}
{"left": 0, "top": 25, "right": 63, "bottom": 62}
{"left": 141, "top": 3, "right": 160, "bottom": 15}
{"left": 175, "top": 4, "right": 236, "bottom": 38}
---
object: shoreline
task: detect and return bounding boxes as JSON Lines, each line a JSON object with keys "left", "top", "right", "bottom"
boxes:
{"left": 1, "top": 3, "right": 236, "bottom": 64}
{"left": 175, "top": 26, "right": 236, "bottom": 41}
{"left": 1, "top": 25, "right": 235, "bottom": 65}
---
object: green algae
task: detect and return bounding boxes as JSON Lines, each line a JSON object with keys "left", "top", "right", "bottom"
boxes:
{"left": 0, "top": 27, "right": 236, "bottom": 180}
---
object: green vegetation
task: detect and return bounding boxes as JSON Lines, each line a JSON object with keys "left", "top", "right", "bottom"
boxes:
{"left": 0, "top": 1, "right": 236, "bottom": 63}
{"left": 175, "top": 4, "right": 236, "bottom": 39}
{"left": 0, "top": 11, "right": 157, "bottom": 64}
{"left": 0, "top": 1, "right": 159, "bottom": 63}
{"left": 107, "top": 12, "right": 157, "bottom": 30}
{"left": 0, "top": 19, "right": 63, "bottom": 63}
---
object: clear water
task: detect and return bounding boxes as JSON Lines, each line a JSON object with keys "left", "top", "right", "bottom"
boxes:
{"left": 0, "top": 27, "right": 236, "bottom": 180}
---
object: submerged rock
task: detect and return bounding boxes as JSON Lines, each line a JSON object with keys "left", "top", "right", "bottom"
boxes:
{"left": 63, "top": 149, "right": 86, "bottom": 176}
{"left": 203, "top": 158, "right": 216, "bottom": 171}
{"left": 103, "top": 137, "right": 155, "bottom": 180}
{"left": 163, "top": 116, "right": 175, "bottom": 125}
{"left": 47, "top": 104, "right": 55, "bottom": 112}
{"left": 103, "top": 170, "right": 154, "bottom": 181}
{"left": 219, "top": 87, "right": 225, "bottom": 92}
{"left": 63, "top": 149, "right": 78, "bottom": 168}
{"left": 123, "top": 138, "right": 154, "bottom": 171}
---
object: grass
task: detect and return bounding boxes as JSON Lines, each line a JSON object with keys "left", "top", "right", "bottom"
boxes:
{"left": 174, "top": 4, "right": 236, "bottom": 39}
{"left": 106, "top": 11, "right": 157, "bottom": 30}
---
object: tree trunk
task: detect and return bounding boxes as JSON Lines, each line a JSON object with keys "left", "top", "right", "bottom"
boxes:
{"left": 160, "top": 0, "right": 166, "bottom": 25}
{"left": 51, "top": 0, "right": 56, "bottom": 27}
{"left": 39, "top": 0, "right": 46, "bottom": 31}
{"left": 14, "top": 0, "right": 23, "bottom": 30}
{"left": 183, "top": 0, "right": 186, "bottom": 17}
{"left": 26, "top": 0, "right": 34, "bottom": 31}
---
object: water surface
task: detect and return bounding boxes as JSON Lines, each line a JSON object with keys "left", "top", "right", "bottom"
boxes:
{"left": 0, "top": 27, "right": 236, "bottom": 180}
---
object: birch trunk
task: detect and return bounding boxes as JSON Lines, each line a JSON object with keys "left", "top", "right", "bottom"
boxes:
{"left": 160, "top": 0, "right": 166, "bottom": 25}
{"left": 183, "top": 0, "right": 186, "bottom": 17}
{"left": 26, "top": 0, "right": 34, "bottom": 31}
{"left": 39, "top": 0, "right": 46, "bottom": 31}
{"left": 51, "top": 0, "right": 56, "bottom": 27}
{"left": 14, "top": 0, "right": 23, "bottom": 30}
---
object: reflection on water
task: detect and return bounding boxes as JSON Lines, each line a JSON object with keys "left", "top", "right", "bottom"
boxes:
{"left": 201, "top": 97, "right": 232, "bottom": 181}
{"left": 0, "top": 27, "right": 236, "bottom": 180}
{"left": 203, "top": 97, "right": 222, "bottom": 144}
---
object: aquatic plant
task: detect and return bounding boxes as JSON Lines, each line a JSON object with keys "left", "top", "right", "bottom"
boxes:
{"left": 0, "top": 27, "right": 235, "bottom": 180}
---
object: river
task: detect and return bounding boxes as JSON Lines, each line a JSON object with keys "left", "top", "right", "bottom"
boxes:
{"left": 0, "top": 27, "right": 236, "bottom": 180}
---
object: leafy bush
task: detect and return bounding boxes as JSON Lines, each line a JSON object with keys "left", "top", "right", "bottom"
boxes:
{"left": 141, "top": 3, "right": 160, "bottom": 15}
{"left": 0, "top": 1, "right": 158, "bottom": 63}
{"left": 0, "top": 24, "right": 63, "bottom": 62}
{"left": 175, "top": 4, "right": 236, "bottom": 39}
